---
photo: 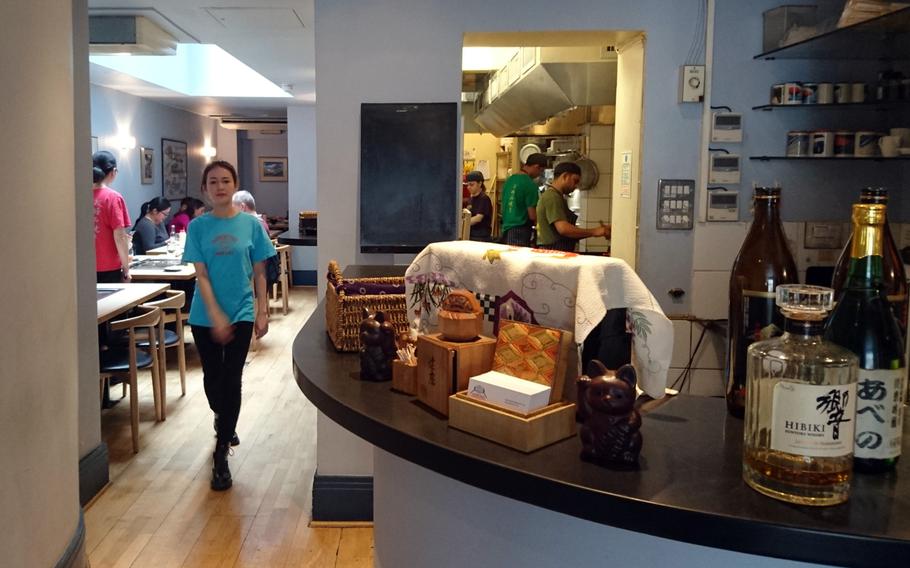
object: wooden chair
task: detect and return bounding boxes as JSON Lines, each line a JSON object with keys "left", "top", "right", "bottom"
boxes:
{"left": 270, "top": 244, "right": 292, "bottom": 315}
{"left": 138, "top": 290, "right": 187, "bottom": 420}
{"left": 99, "top": 306, "right": 162, "bottom": 453}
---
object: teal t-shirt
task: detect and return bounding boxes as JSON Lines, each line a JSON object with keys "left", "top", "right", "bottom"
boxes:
{"left": 183, "top": 211, "right": 276, "bottom": 326}
{"left": 501, "top": 173, "right": 540, "bottom": 232}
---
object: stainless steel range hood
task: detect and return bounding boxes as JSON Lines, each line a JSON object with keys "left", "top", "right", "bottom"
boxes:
{"left": 473, "top": 59, "right": 617, "bottom": 137}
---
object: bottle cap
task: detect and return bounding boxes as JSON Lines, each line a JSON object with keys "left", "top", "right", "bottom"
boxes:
{"left": 754, "top": 186, "right": 781, "bottom": 199}
{"left": 776, "top": 284, "right": 833, "bottom": 321}
{"left": 860, "top": 187, "right": 888, "bottom": 204}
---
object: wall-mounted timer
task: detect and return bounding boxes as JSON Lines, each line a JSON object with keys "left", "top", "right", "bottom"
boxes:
{"left": 708, "top": 153, "right": 741, "bottom": 184}
{"left": 707, "top": 190, "right": 739, "bottom": 222}
{"left": 711, "top": 112, "right": 743, "bottom": 142}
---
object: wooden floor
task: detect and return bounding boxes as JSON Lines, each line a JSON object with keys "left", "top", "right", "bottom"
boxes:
{"left": 85, "top": 287, "right": 375, "bottom": 567}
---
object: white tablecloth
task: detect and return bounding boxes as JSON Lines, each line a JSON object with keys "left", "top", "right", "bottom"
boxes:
{"left": 405, "top": 241, "right": 673, "bottom": 398}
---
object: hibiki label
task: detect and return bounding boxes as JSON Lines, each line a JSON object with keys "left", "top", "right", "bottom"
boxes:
{"left": 771, "top": 382, "right": 857, "bottom": 458}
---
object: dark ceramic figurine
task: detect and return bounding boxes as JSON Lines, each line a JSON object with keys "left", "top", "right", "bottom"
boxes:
{"left": 576, "top": 360, "right": 642, "bottom": 468}
{"left": 359, "top": 308, "right": 397, "bottom": 381}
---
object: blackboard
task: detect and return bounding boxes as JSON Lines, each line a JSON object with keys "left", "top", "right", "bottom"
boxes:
{"left": 360, "top": 103, "right": 458, "bottom": 253}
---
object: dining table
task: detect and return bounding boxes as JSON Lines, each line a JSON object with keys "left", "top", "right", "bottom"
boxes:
{"left": 128, "top": 255, "right": 196, "bottom": 281}
{"left": 96, "top": 282, "right": 170, "bottom": 324}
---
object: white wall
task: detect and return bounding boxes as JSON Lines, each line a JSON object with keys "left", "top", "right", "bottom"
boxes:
{"left": 1, "top": 0, "right": 82, "bottom": 564}
{"left": 90, "top": 84, "right": 218, "bottom": 218}
{"left": 288, "top": 105, "right": 318, "bottom": 277}
{"left": 238, "top": 130, "right": 290, "bottom": 217}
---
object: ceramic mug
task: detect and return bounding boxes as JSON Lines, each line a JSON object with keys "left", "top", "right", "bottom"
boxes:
{"left": 851, "top": 83, "right": 867, "bottom": 103}
{"left": 834, "top": 131, "right": 855, "bottom": 157}
{"left": 890, "top": 128, "right": 910, "bottom": 147}
{"left": 855, "top": 131, "right": 880, "bottom": 156}
{"left": 811, "top": 131, "right": 834, "bottom": 157}
{"left": 835, "top": 83, "right": 851, "bottom": 103}
{"left": 784, "top": 82, "right": 803, "bottom": 105}
{"left": 802, "top": 83, "right": 818, "bottom": 104}
{"left": 879, "top": 135, "right": 900, "bottom": 157}
{"left": 787, "top": 131, "right": 810, "bottom": 156}
{"left": 817, "top": 82, "right": 834, "bottom": 104}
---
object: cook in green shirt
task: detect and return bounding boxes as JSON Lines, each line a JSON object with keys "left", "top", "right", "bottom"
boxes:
{"left": 500, "top": 153, "right": 547, "bottom": 235}
{"left": 536, "top": 162, "right": 610, "bottom": 252}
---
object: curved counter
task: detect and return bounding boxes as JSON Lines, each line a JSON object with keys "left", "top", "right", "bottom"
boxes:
{"left": 294, "top": 301, "right": 910, "bottom": 567}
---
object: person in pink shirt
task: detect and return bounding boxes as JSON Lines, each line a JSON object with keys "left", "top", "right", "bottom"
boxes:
{"left": 93, "top": 151, "right": 132, "bottom": 282}
{"left": 171, "top": 197, "right": 205, "bottom": 234}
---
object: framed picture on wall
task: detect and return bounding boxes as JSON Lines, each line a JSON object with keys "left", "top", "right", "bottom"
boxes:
{"left": 139, "top": 147, "right": 154, "bottom": 185}
{"left": 258, "top": 156, "right": 288, "bottom": 182}
{"left": 161, "top": 138, "right": 188, "bottom": 199}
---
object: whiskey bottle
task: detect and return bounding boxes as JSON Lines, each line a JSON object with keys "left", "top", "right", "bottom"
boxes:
{"left": 825, "top": 203, "right": 906, "bottom": 473}
{"left": 831, "top": 188, "right": 908, "bottom": 337}
{"left": 743, "top": 285, "right": 857, "bottom": 506}
{"left": 726, "top": 186, "right": 799, "bottom": 417}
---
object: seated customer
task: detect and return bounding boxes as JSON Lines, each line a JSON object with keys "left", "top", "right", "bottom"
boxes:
{"left": 232, "top": 190, "right": 270, "bottom": 234}
{"left": 536, "top": 161, "right": 609, "bottom": 252}
{"left": 131, "top": 196, "right": 172, "bottom": 255}
{"left": 170, "top": 197, "right": 205, "bottom": 234}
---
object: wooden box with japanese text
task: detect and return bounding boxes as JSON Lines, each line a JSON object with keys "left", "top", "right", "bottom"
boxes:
{"left": 416, "top": 334, "right": 496, "bottom": 416}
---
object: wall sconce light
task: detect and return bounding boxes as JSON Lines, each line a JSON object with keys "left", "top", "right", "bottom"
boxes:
{"left": 109, "top": 134, "right": 136, "bottom": 151}
{"left": 202, "top": 145, "right": 217, "bottom": 161}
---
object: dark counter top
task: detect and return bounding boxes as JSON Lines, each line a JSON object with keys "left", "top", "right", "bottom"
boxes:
{"left": 277, "top": 229, "right": 317, "bottom": 246}
{"left": 293, "top": 279, "right": 910, "bottom": 567}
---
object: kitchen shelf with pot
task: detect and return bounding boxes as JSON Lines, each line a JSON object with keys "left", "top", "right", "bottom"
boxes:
{"left": 754, "top": 7, "right": 910, "bottom": 61}
{"left": 749, "top": 155, "right": 910, "bottom": 161}
{"left": 753, "top": 101, "right": 910, "bottom": 111}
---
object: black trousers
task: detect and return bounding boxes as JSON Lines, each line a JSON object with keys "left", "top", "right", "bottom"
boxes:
{"left": 191, "top": 322, "right": 254, "bottom": 445}
{"left": 97, "top": 269, "right": 123, "bottom": 283}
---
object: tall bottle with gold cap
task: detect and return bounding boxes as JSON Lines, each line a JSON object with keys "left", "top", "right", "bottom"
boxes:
{"left": 726, "top": 186, "right": 799, "bottom": 417}
{"left": 825, "top": 203, "right": 906, "bottom": 473}
{"left": 831, "top": 188, "right": 907, "bottom": 337}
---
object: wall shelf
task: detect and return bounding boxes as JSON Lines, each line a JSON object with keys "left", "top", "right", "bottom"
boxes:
{"left": 753, "top": 101, "right": 910, "bottom": 111}
{"left": 754, "top": 7, "right": 910, "bottom": 60}
{"left": 750, "top": 156, "right": 910, "bottom": 161}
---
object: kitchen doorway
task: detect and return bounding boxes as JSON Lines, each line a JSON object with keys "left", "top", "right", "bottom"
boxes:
{"left": 461, "top": 31, "right": 645, "bottom": 269}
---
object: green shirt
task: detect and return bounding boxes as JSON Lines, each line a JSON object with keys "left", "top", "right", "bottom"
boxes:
{"left": 500, "top": 173, "right": 539, "bottom": 232}
{"left": 536, "top": 186, "right": 571, "bottom": 246}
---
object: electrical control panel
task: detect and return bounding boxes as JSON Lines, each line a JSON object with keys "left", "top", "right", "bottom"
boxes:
{"left": 679, "top": 65, "right": 705, "bottom": 103}
{"left": 711, "top": 112, "right": 743, "bottom": 142}
{"left": 707, "top": 190, "right": 739, "bottom": 222}
{"left": 657, "top": 179, "right": 695, "bottom": 230}
{"left": 708, "top": 153, "right": 741, "bottom": 184}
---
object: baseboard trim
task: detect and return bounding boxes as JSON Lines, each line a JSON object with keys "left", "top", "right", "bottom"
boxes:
{"left": 55, "top": 511, "right": 86, "bottom": 568}
{"left": 312, "top": 474, "right": 373, "bottom": 522}
{"left": 292, "top": 270, "right": 317, "bottom": 286}
{"left": 78, "top": 442, "right": 109, "bottom": 507}
{"left": 309, "top": 521, "right": 374, "bottom": 528}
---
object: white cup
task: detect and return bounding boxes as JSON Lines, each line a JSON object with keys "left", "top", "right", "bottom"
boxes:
{"left": 890, "top": 128, "right": 910, "bottom": 147}
{"left": 817, "top": 82, "right": 834, "bottom": 104}
{"left": 855, "top": 131, "right": 879, "bottom": 156}
{"left": 879, "top": 135, "right": 900, "bottom": 157}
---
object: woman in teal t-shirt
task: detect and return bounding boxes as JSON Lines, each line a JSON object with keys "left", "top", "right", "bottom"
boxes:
{"left": 183, "top": 160, "right": 276, "bottom": 491}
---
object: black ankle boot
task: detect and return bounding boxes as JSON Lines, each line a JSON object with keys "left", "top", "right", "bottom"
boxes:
{"left": 213, "top": 415, "right": 241, "bottom": 446}
{"left": 211, "top": 442, "right": 233, "bottom": 491}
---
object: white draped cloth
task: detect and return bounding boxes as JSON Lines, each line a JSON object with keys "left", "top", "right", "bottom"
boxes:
{"left": 404, "top": 241, "right": 673, "bottom": 399}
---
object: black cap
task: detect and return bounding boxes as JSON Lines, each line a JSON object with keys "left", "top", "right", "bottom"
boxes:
{"left": 524, "top": 153, "right": 548, "bottom": 167}
{"left": 465, "top": 171, "right": 484, "bottom": 183}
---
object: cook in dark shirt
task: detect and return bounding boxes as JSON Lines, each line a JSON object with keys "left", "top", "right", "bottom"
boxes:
{"left": 465, "top": 170, "right": 492, "bottom": 241}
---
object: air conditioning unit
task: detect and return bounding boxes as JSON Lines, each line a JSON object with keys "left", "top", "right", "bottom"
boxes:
{"left": 89, "top": 16, "right": 177, "bottom": 56}
{"left": 218, "top": 117, "right": 288, "bottom": 131}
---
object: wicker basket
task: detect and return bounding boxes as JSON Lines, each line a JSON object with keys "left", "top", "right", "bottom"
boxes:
{"left": 325, "top": 260, "right": 409, "bottom": 351}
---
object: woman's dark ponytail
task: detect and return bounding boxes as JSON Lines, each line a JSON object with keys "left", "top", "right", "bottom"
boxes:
{"left": 92, "top": 150, "right": 117, "bottom": 184}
